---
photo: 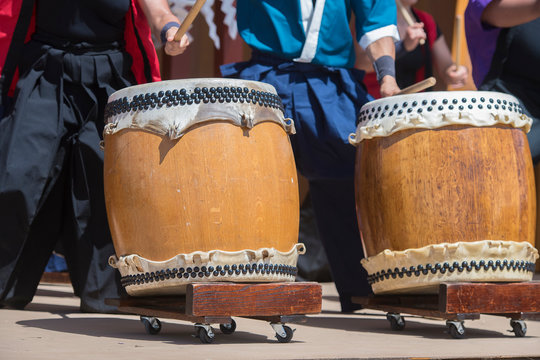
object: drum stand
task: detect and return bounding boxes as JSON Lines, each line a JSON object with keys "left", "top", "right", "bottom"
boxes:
{"left": 352, "top": 281, "right": 540, "bottom": 339}
{"left": 106, "top": 282, "right": 321, "bottom": 344}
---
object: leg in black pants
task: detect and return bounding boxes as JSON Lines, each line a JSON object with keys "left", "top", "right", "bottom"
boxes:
{"left": 0, "top": 167, "right": 68, "bottom": 309}
{"left": 0, "top": 118, "right": 124, "bottom": 313}
{"left": 308, "top": 177, "right": 372, "bottom": 312}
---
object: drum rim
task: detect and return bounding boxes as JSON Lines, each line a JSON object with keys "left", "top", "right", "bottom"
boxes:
{"left": 349, "top": 91, "right": 531, "bottom": 145}
{"left": 359, "top": 90, "right": 521, "bottom": 112}
{"left": 107, "top": 77, "right": 280, "bottom": 102}
{"left": 103, "top": 78, "right": 295, "bottom": 139}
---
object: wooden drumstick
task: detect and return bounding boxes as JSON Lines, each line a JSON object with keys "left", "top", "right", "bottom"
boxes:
{"left": 454, "top": 15, "right": 462, "bottom": 67}
{"left": 173, "top": 0, "right": 207, "bottom": 42}
{"left": 397, "top": 76, "right": 436, "bottom": 95}
{"left": 396, "top": 0, "right": 425, "bottom": 46}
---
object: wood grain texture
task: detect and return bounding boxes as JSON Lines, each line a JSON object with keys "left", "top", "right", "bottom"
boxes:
{"left": 356, "top": 125, "right": 536, "bottom": 256}
{"left": 396, "top": 77, "right": 436, "bottom": 95}
{"left": 353, "top": 282, "right": 540, "bottom": 319}
{"left": 104, "top": 121, "right": 299, "bottom": 260}
{"left": 440, "top": 281, "right": 540, "bottom": 314}
{"left": 186, "top": 282, "right": 322, "bottom": 316}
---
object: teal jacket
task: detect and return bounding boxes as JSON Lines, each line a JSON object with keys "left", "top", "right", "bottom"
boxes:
{"left": 236, "top": 0, "right": 399, "bottom": 68}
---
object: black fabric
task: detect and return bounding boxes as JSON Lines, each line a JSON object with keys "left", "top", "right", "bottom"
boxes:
{"left": 395, "top": 12, "right": 442, "bottom": 89}
{"left": 309, "top": 178, "right": 372, "bottom": 311}
{"left": 395, "top": 44, "right": 426, "bottom": 88}
{"left": 0, "top": 36, "right": 135, "bottom": 312}
{"left": 481, "top": 18, "right": 540, "bottom": 164}
{"left": 35, "top": 0, "right": 129, "bottom": 43}
{"left": 296, "top": 195, "right": 331, "bottom": 283}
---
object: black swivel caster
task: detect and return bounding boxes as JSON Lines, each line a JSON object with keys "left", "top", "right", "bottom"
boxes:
{"left": 271, "top": 323, "right": 294, "bottom": 343}
{"left": 219, "top": 319, "right": 237, "bottom": 335}
{"left": 447, "top": 320, "right": 466, "bottom": 339}
{"left": 140, "top": 316, "right": 162, "bottom": 335}
{"left": 510, "top": 320, "right": 527, "bottom": 337}
{"left": 386, "top": 313, "right": 406, "bottom": 331}
{"left": 195, "top": 324, "right": 215, "bottom": 344}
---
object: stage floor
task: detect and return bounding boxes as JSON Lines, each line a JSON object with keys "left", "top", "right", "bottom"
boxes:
{"left": 1, "top": 279, "right": 539, "bottom": 360}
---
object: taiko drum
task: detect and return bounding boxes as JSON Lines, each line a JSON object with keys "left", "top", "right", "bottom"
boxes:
{"left": 349, "top": 91, "right": 539, "bottom": 294}
{"left": 103, "top": 79, "right": 303, "bottom": 296}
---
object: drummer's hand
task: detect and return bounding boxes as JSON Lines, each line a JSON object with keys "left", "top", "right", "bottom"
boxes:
{"left": 164, "top": 28, "right": 190, "bottom": 56}
{"left": 445, "top": 64, "right": 468, "bottom": 88}
{"left": 403, "top": 23, "right": 427, "bottom": 51}
{"left": 379, "top": 76, "right": 401, "bottom": 98}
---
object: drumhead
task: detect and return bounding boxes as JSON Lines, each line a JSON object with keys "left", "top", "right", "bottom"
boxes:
{"left": 361, "top": 240, "right": 539, "bottom": 294}
{"left": 104, "top": 78, "right": 294, "bottom": 139}
{"left": 349, "top": 91, "right": 532, "bottom": 145}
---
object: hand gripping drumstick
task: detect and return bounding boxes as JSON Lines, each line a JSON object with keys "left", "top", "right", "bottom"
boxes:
{"left": 173, "top": 0, "right": 207, "bottom": 41}
{"left": 396, "top": 0, "right": 425, "bottom": 46}
{"left": 397, "top": 76, "right": 436, "bottom": 95}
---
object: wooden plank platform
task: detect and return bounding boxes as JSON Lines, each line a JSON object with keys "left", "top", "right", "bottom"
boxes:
{"left": 440, "top": 282, "right": 540, "bottom": 314}
{"left": 106, "top": 282, "right": 321, "bottom": 321}
{"left": 187, "top": 282, "right": 322, "bottom": 316}
{"left": 353, "top": 281, "right": 540, "bottom": 321}
{"left": 40, "top": 272, "right": 71, "bottom": 284}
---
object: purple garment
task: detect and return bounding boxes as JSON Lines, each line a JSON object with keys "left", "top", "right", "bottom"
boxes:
{"left": 465, "top": 0, "right": 501, "bottom": 86}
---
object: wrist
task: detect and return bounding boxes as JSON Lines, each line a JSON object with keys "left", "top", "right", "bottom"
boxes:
{"left": 373, "top": 55, "right": 396, "bottom": 83}
{"left": 160, "top": 21, "right": 180, "bottom": 44}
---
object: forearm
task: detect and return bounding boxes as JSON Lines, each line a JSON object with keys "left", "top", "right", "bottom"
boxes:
{"left": 482, "top": 0, "right": 540, "bottom": 28}
{"left": 365, "top": 37, "right": 400, "bottom": 97}
{"left": 365, "top": 36, "right": 396, "bottom": 63}
{"left": 137, "top": 0, "right": 183, "bottom": 38}
{"left": 431, "top": 36, "right": 454, "bottom": 79}
{"left": 354, "top": 41, "right": 374, "bottom": 71}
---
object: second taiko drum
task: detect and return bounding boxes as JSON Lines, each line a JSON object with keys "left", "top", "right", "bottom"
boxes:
{"left": 349, "top": 91, "right": 539, "bottom": 294}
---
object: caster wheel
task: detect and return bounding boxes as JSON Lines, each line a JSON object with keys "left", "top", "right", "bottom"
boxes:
{"left": 386, "top": 313, "right": 405, "bottom": 331}
{"left": 510, "top": 320, "right": 527, "bottom": 337}
{"left": 447, "top": 321, "right": 466, "bottom": 339}
{"left": 197, "top": 327, "right": 215, "bottom": 344}
{"left": 219, "top": 319, "right": 237, "bottom": 335}
{"left": 275, "top": 325, "right": 294, "bottom": 343}
{"left": 140, "top": 316, "right": 161, "bottom": 335}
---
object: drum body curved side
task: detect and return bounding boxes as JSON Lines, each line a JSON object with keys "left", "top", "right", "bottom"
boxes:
{"left": 104, "top": 121, "right": 299, "bottom": 261}
{"left": 357, "top": 124, "right": 535, "bottom": 255}
{"left": 356, "top": 124, "right": 537, "bottom": 293}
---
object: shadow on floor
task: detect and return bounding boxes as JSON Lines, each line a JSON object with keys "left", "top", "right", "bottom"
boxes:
{"left": 15, "top": 315, "right": 284, "bottom": 345}
{"left": 16, "top": 299, "right": 304, "bottom": 345}
{"left": 302, "top": 313, "right": 529, "bottom": 340}
{"left": 35, "top": 287, "right": 77, "bottom": 298}
{"left": 322, "top": 295, "right": 340, "bottom": 303}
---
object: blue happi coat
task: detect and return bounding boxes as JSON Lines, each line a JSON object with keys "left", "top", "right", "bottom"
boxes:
{"left": 236, "top": 0, "right": 398, "bottom": 68}
{"left": 221, "top": 0, "right": 399, "bottom": 310}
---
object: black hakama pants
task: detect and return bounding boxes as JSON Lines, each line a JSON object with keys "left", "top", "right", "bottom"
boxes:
{"left": 0, "top": 35, "right": 135, "bottom": 312}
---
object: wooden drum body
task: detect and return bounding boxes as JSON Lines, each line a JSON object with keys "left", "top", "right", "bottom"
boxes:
{"left": 103, "top": 79, "right": 302, "bottom": 296}
{"left": 350, "top": 91, "right": 539, "bottom": 294}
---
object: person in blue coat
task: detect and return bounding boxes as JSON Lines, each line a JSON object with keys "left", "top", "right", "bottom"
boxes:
{"left": 222, "top": 0, "right": 400, "bottom": 312}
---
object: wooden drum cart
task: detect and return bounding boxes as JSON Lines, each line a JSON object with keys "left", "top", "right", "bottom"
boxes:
{"left": 107, "top": 282, "right": 321, "bottom": 343}
{"left": 353, "top": 281, "right": 540, "bottom": 339}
